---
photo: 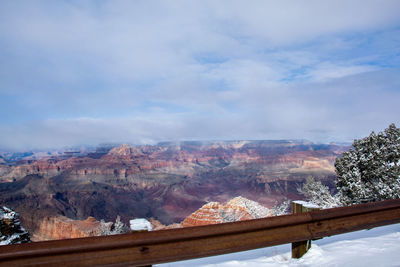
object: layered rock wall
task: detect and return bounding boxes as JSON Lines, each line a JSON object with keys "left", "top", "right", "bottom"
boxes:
{"left": 32, "top": 216, "right": 103, "bottom": 241}
{"left": 182, "top": 196, "right": 273, "bottom": 227}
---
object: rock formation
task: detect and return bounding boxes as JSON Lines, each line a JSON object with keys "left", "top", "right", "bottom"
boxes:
{"left": 148, "top": 218, "right": 182, "bottom": 230}
{"left": 0, "top": 206, "right": 30, "bottom": 245}
{"left": 182, "top": 196, "right": 273, "bottom": 227}
{"left": 24, "top": 196, "right": 270, "bottom": 241}
{"left": 32, "top": 216, "right": 104, "bottom": 241}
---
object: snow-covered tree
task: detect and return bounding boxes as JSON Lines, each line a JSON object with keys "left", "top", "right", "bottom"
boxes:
{"left": 98, "top": 219, "right": 112, "bottom": 236}
{"left": 112, "top": 216, "right": 129, "bottom": 234}
{"left": 335, "top": 123, "right": 400, "bottom": 205}
{"left": 298, "top": 177, "right": 340, "bottom": 208}
{"left": 272, "top": 198, "right": 291, "bottom": 216}
{"left": 99, "top": 216, "right": 129, "bottom": 236}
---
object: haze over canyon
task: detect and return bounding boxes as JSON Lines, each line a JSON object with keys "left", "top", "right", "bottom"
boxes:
{"left": 0, "top": 140, "right": 347, "bottom": 239}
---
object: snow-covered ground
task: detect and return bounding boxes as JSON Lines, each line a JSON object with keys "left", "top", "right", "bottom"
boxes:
{"left": 157, "top": 223, "right": 400, "bottom": 267}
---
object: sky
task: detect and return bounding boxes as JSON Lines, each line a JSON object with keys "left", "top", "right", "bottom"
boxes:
{"left": 1, "top": 0, "right": 400, "bottom": 150}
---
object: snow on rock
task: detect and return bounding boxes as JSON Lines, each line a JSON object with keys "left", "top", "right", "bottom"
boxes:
{"left": 130, "top": 218, "right": 152, "bottom": 231}
{"left": 293, "top": 200, "right": 321, "bottom": 209}
{"left": 182, "top": 196, "right": 273, "bottom": 227}
{"left": 108, "top": 144, "right": 144, "bottom": 157}
{"left": 226, "top": 196, "right": 273, "bottom": 219}
{"left": 0, "top": 206, "right": 30, "bottom": 245}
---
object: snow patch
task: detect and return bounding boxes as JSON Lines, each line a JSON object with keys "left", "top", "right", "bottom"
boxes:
{"left": 130, "top": 218, "right": 152, "bottom": 231}
{"left": 293, "top": 200, "right": 321, "bottom": 209}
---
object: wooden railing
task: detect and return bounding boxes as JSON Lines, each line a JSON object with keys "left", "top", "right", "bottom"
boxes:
{"left": 1, "top": 199, "right": 400, "bottom": 266}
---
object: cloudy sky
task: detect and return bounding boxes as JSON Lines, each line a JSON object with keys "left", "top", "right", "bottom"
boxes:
{"left": 1, "top": 0, "right": 400, "bottom": 150}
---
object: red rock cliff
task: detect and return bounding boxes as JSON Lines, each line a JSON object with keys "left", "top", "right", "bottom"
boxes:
{"left": 182, "top": 196, "right": 273, "bottom": 227}
{"left": 32, "top": 216, "right": 103, "bottom": 241}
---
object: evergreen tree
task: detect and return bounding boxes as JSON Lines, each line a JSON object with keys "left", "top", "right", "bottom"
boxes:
{"left": 272, "top": 198, "right": 291, "bottom": 216}
{"left": 99, "top": 216, "right": 129, "bottom": 236}
{"left": 335, "top": 123, "right": 400, "bottom": 205}
{"left": 298, "top": 177, "right": 340, "bottom": 208}
{"left": 98, "top": 219, "right": 111, "bottom": 236}
{"left": 112, "top": 216, "right": 129, "bottom": 234}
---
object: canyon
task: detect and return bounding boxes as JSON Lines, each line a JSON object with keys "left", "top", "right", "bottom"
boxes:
{"left": 30, "top": 196, "right": 272, "bottom": 241}
{"left": 0, "top": 140, "right": 347, "bottom": 238}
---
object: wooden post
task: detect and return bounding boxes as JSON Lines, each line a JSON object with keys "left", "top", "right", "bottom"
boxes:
{"left": 130, "top": 219, "right": 153, "bottom": 267}
{"left": 291, "top": 201, "right": 320, "bottom": 259}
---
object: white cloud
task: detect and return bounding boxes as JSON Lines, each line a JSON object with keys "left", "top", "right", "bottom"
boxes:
{"left": 0, "top": 0, "right": 399, "bottom": 149}
{"left": 302, "top": 63, "right": 379, "bottom": 82}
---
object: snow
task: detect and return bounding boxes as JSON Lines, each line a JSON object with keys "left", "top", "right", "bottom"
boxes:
{"left": 0, "top": 240, "right": 11, "bottom": 246}
{"left": 1, "top": 206, "right": 30, "bottom": 245}
{"left": 227, "top": 196, "right": 272, "bottom": 218}
{"left": 129, "top": 218, "right": 152, "bottom": 231}
{"left": 157, "top": 223, "right": 400, "bottom": 267}
{"left": 0, "top": 233, "right": 23, "bottom": 246}
{"left": 1, "top": 206, "right": 17, "bottom": 220}
{"left": 292, "top": 200, "right": 321, "bottom": 209}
